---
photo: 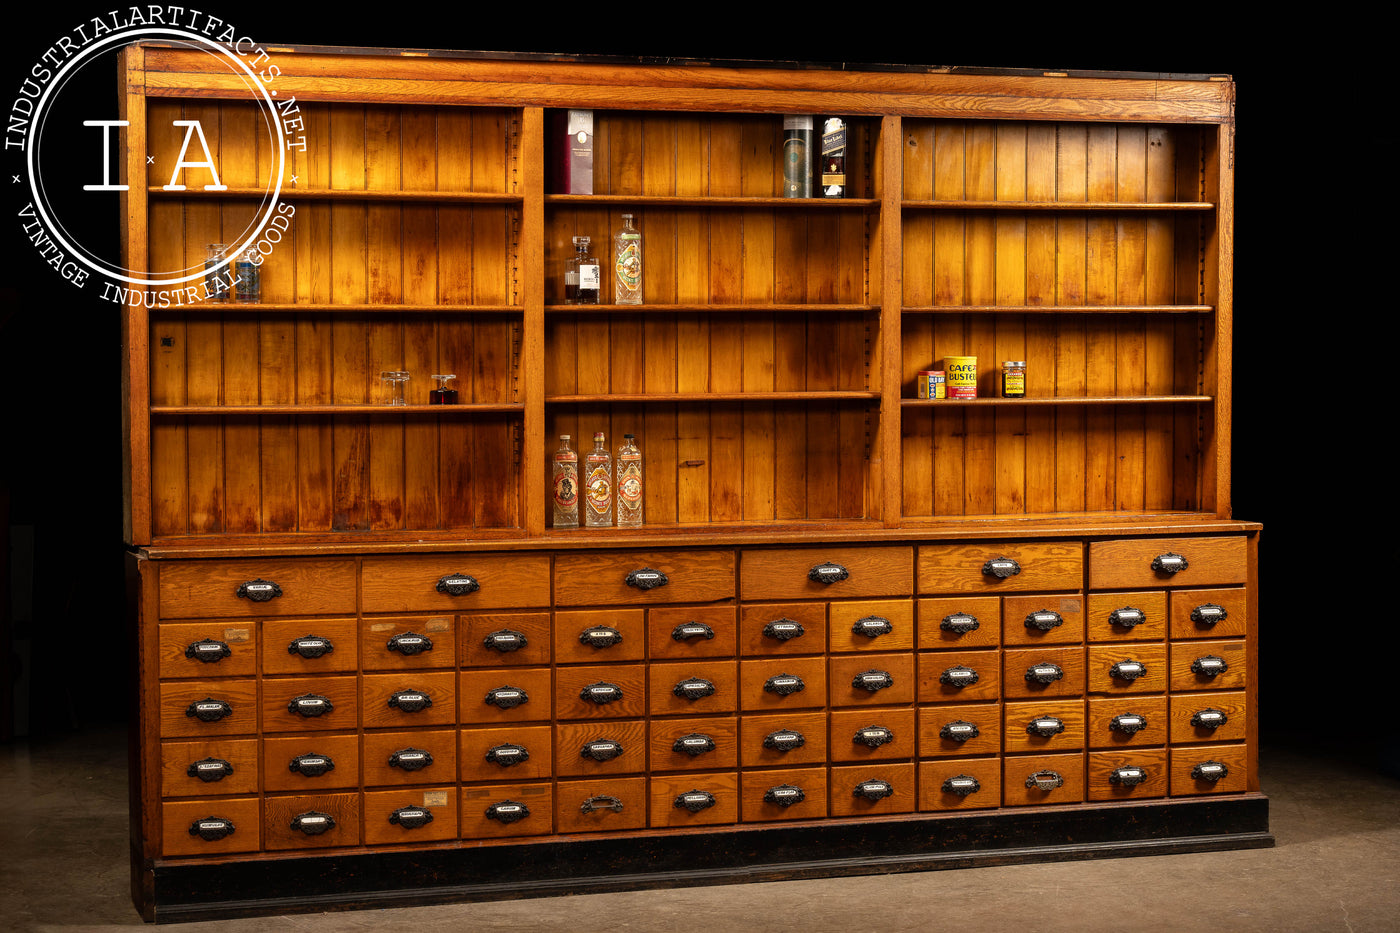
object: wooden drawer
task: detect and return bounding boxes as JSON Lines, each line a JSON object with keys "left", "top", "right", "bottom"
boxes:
{"left": 918, "top": 596, "right": 1000, "bottom": 650}
{"left": 740, "top": 711, "right": 828, "bottom": 768}
{"left": 1002, "top": 594, "right": 1085, "bottom": 647}
{"left": 647, "top": 605, "right": 737, "bottom": 659}
{"left": 261, "top": 676, "right": 359, "bottom": 734}
{"left": 1169, "top": 743, "right": 1249, "bottom": 796}
{"left": 1085, "top": 592, "right": 1168, "bottom": 643}
{"left": 363, "top": 729, "right": 458, "bottom": 787}
{"left": 1002, "top": 646, "right": 1086, "bottom": 700}
{"left": 361, "top": 554, "right": 551, "bottom": 613}
{"left": 648, "top": 660, "right": 739, "bottom": 716}
{"left": 740, "top": 766, "right": 828, "bottom": 822}
{"left": 161, "top": 797, "right": 261, "bottom": 857}
{"left": 555, "top": 776, "right": 648, "bottom": 834}
{"left": 158, "top": 559, "right": 356, "bottom": 619}
{"left": 262, "top": 619, "right": 358, "bottom": 675}
{"left": 1169, "top": 640, "right": 1247, "bottom": 693}
{"left": 264, "top": 792, "right": 360, "bottom": 851}
{"left": 829, "top": 707, "right": 916, "bottom": 763}
{"left": 1004, "top": 699, "right": 1086, "bottom": 754}
{"left": 459, "top": 668, "right": 552, "bottom": 724}
{"left": 829, "top": 599, "right": 915, "bottom": 652}
{"left": 262, "top": 733, "right": 361, "bottom": 792}
{"left": 740, "top": 546, "right": 913, "bottom": 601}
{"left": 1088, "top": 536, "right": 1247, "bottom": 590}
{"left": 828, "top": 762, "right": 916, "bottom": 817}
{"left": 363, "top": 615, "right": 457, "bottom": 670}
{"left": 829, "top": 653, "right": 916, "bottom": 707}
{"left": 459, "top": 783, "right": 552, "bottom": 840}
{"left": 554, "top": 664, "right": 647, "bottom": 720}
{"left": 160, "top": 738, "right": 259, "bottom": 797}
{"left": 1087, "top": 643, "right": 1169, "bottom": 695}
{"left": 554, "top": 549, "right": 735, "bottom": 606}
{"left": 917, "top": 702, "right": 1002, "bottom": 758}
{"left": 649, "top": 716, "right": 739, "bottom": 772}
{"left": 460, "top": 724, "right": 554, "bottom": 782}
{"left": 364, "top": 787, "right": 459, "bottom": 845}
{"left": 361, "top": 671, "right": 457, "bottom": 729}
{"left": 1169, "top": 691, "right": 1248, "bottom": 745}
{"left": 1086, "top": 696, "right": 1170, "bottom": 750}
{"left": 554, "top": 608, "right": 646, "bottom": 664}
{"left": 649, "top": 771, "right": 740, "bottom": 828}
{"left": 1169, "top": 587, "right": 1248, "bottom": 641}
{"left": 158, "top": 622, "right": 256, "bottom": 679}
{"left": 159, "top": 680, "right": 258, "bottom": 739}
{"left": 918, "top": 542, "right": 1082, "bottom": 595}
{"left": 917, "top": 649, "right": 1000, "bottom": 704}
{"left": 739, "top": 603, "right": 827, "bottom": 656}
{"left": 739, "top": 657, "right": 827, "bottom": 711}
{"left": 555, "top": 720, "right": 648, "bottom": 777}
{"left": 918, "top": 757, "right": 1001, "bottom": 812}
{"left": 1086, "top": 748, "right": 1169, "bottom": 802}
{"left": 1003, "top": 752, "right": 1086, "bottom": 807}
{"left": 456, "top": 612, "right": 547, "bottom": 668}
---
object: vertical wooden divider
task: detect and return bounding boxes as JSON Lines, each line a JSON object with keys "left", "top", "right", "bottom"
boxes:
{"left": 879, "top": 116, "right": 902, "bottom": 526}
{"left": 120, "top": 45, "right": 151, "bottom": 545}
{"left": 1207, "top": 119, "right": 1232, "bottom": 518}
{"left": 521, "top": 107, "right": 546, "bottom": 535}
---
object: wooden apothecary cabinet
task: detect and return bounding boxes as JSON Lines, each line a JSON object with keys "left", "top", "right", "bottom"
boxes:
{"left": 118, "top": 44, "right": 1266, "bottom": 921}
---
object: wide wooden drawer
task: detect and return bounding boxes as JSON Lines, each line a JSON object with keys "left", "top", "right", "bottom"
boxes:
{"left": 361, "top": 671, "right": 457, "bottom": 729}
{"left": 1169, "top": 743, "right": 1249, "bottom": 796}
{"left": 158, "top": 559, "right": 356, "bottom": 619}
{"left": 554, "top": 665, "right": 647, "bottom": 720}
{"left": 364, "top": 787, "right": 459, "bottom": 845}
{"left": 1002, "top": 594, "right": 1085, "bottom": 647}
{"left": 1086, "top": 695, "right": 1170, "bottom": 750}
{"left": 364, "top": 615, "right": 457, "bottom": 670}
{"left": 555, "top": 720, "right": 648, "bottom": 777}
{"left": 261, "top": 676, "right": 359, "bottom": 734}
{"left": 829, "top": 599, "right": 915, "bottom": 652}
{"left": 647, "top": 606, "right": 737, "bottom": 660}
{"left": 161, "top": 797, "right": 261, "bottom": 857}
{"left": 1169, "top": 640, "right": 1247, "bottom": 693}
{"left": 648, "top": 660, "right": 739, "bottom": 717}
{"left": 828, "top": 762, "right": 916, "bottom": 818}
{"left": 917, "top": 702, "right": 1002, "bottom": 758}
{"left": 918, "top": 596, "right": 1000, "bottom": 650}
{"left": 1002, "top": 646, "right": 1086, "bottom": 700}
{"left": 158, "top": 622, "right": 257, "bottom": 679}
{"left": 361, "top": 554, "right": 551, "bottom": 612}
{"left": 829, "top": 707, "right": 916, "bottom": 763}
{"left": 740, "top": 766, "right": 828, "bottom": 822}
{"left": 649, "top": 771, "right": 740, "bottom": 828}
{"left": 460, "top": 724, "right": 554, "bottom": 782}
{"left": 159, "top": 680, "right": 258, "bottom": 739}
{"left": 1088, "top": 536, "right": 1247, "bottom": 590}
{"left": 1086, "top": 748, "right": 1169, "bottom": 802}
{"left": 555, "top": 776, "right": 648, "bottom": 834}
{"left": 264, "top": 792, "right": 361, "bottom": 851}
{"left": 459, "top": 783, "right": 552, "bottom": 840}
{"left": 362, "top": 729, "right": 458, "bottom": 787}
{"left": 1004, "top": 699, "right": 1085, "bottom": 754}
{"left": 738, "top": 602, "right": 827, "bottom": 657}
{"left": 649, "top": 716, "right": 739, "bottom": 772}
{"left": 1169, "top": 691, "right": 1248, "bottom": 745}
{"left": 457, "top": 612, "right": 547, "bottom": 668}
{"left": 1003, "top": 752, "right": 1086, "bottom": 807}
{"left": 1086, "top": 643, "right": 1169, "bottom": 695}
{"left": 917, "top": 650, "right": 1001, "bottom": 704}
{"left": 1169, "top": 587, "right": 1248, "bottom": 641}
{"left": 918, "top": 757, "right": 1001, "bottom": 811}
{"left": 261, "top": 619, "right": 359, "bottom": 675}
{"left": 740, "top": 546, "right": 913, "bottom": 601}
{"left": 160, "top": 738, "right": 259, "bottom": 797}
{"left": 554, "top": 608, "right": 646, "bottom": 664}
{"left": 918, "top": 542, "right": 1082, "bottom": 595}
{"left": 1085, "top": 591, "right": 1168, "bottom": 643}
{"left": 829, "top": 653, "right": 916, "bottom": 707}
{"left": 554, "top": 549, "right": 735, "bottom": 606}
{"left": 262, "top": 733, "right": 361, "bottom": 792}
{"left": 459, "top": 668, "right": 552, "bottom": 724}
{"left": 740, "top": 711, "right": 828, "bottom": 768}
{"left": 739, "top": 657, "right": 827, "bottom": 711}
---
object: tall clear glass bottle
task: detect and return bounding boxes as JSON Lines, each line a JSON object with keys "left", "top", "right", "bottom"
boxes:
{"left": 584, "top": 431, "right": 613, "bottom": 527}
{"left": 616, "top": 433, "right": 643, "bottom": 527}
{"left": 566, "top": 236, "right": 600, "bottom": 304}
{"left": 552, "top": 435, "right": 579, "bottom": 528}
{"left": 613, "top": 213, "right": 642, "bottom": 305}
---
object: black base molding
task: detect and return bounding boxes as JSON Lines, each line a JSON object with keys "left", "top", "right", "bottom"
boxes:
{"left": 144, "top": 795, "right": 1272, "bottom": 923}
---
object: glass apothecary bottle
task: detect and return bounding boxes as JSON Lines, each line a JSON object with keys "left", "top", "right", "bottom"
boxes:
{"left": 552, "top": 435, "right": 579, "bottom": 528}
{"left": 616, "top": 433, "right": 643, "bottom": 527}
{"left": 429, "top": 374, "right": 458, "bottom": 404}
{"left": 234, "top": 246, "right": 260, "bottom": 303}
{"left": 613, "top": 214, "right": 642, "bottom": 305}
{"left": 566, "top": 236, "right": 600, "bottom": 304}
{"left": 584, "top": 431, "right": 613, "bottom": 527}
{"left": 204, "top": 243, "right": 229, "bottom": 301}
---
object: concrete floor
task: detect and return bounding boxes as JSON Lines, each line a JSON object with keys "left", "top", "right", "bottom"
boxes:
{"left": 2, "top": 727, "right": 1396, "bottom": 932}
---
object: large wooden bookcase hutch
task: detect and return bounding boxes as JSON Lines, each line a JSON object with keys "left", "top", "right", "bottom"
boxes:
{"left": 119, "top": 43, "right": 1267, "bottom": 921}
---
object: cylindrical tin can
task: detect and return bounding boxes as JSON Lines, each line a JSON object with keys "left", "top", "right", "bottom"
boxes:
{"left": 916, "top": 370, "right": 946, "bottom": 399}
{"left": 943, "top": 356, "right": 978, "bottom": 399}
{"left": 1001, "top": 361, "right": 1026, "bottom": 398}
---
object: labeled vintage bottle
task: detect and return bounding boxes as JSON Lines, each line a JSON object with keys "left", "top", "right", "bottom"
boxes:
{"left": 584, "top": 431, "right": 613, "bottom": 527}
{"left": 552, "top": 435, "right": 580, "bottom": 528}
{"left": 821, "top": 117, "right": 846, "bottom": 198}
{"left": 613, "top": 214, "right": 642, "bottom": 305}
{"left": 782, "top": 115, "right": 813, "bottom": 197}
{"left": 234, "top": 246, "right": 261, "bottom": 302}
{"left": 616, "top": 433, "right": 643, "bottom": 527}
{"left": 566, "top": 236, "right": 600, "bottom": 304}
{"left": 203, "top": 243, "right": 229, "bottom": 301}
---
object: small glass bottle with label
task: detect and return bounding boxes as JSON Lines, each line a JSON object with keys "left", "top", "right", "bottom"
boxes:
{"left": 234, "top": 246, "right": 260, "bottom": 303}
{"left": 584, "top": 432, "right": 613, "bottom": 527}
{"left": 429, "top": 374, "right": 458, "bottom": 404}
{"left": 616, "top": 433, "right": 643, "bottom": 527}
{"left": 566, "top": 236, "right": 600, "bottom": 304}
{"left": 552, "top": 434, "right": 579, "bottom": 528}
{"left": 613, "top": 214, "right": 642, "bottom": 305}
{"left": 204, "top": 243, "right": 229, "bottom": 301}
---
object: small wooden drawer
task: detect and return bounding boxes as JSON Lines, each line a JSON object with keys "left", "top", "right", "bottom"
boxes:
{"left": 555, "top": 720, "right": 648, "bottom": 777}
{"left": 1169, "top": 640, "right": 1247, "bottom": 693}
{"left": 1002, "top": 594, "right": 1085, "bottom": 647}
{"left": 364, "top": 787, "right": 459, "bottom": 845}
{"left": 555, "top": 776, "right": 648, "bottom": 834}
{"left": 161, "top": 738, "right": 259, "bottom": 797}
{"left": 158, "top": 622, "right": 257, "bottom": 678}
{"left": 648, "top": 660, "right": 739, "bottom": 716}
{"left": 917, "top": 596, "right": 1000, "bottom": 650}
{"left": 1169, "top": 691, "right": 1248, "bottom": 745}
{"left": 1169, "top": 588, "right": 1248, "bottom": 641}
{"left": 918, "top": 542, "right": 1082, "bottom": 595}
{"left": 363, "top": 729, "right": 458, "bottom": 787}
{"left": 261, "top": 676, "right": 358, "bottom": 734}
{"left": 264, "top": 792, "right": 360, "bottom": 850}
{"left": 917, "top": 702, "right": 1002, "bottom": 758}
{"left": 740, "top": 546, "right": 913, "bottom": 601}
{"left": 649, "top": 715, "right": 740, "bottom": 772}
{"left": 461, "top": 724, "right": 554, "bottom": 782}
{"left": 1001, "top": 646, "right": 1086, "bottom": 700}
{"left": 554, "top": 549, "right": 736, "bottom": 606}
{"left": 261, "top": 619, "right": 359, "bottom": 675}
{"left": 828, "top": 762, "right": 916, "bottom": 817}
{"left": 555, "top": 608, "right": 646, "bottom": 664}
{"left": 829, "top": 653, "right": 916, "bottom": 707}
{"left": 740, "top": 711, "right": 828, "bottom": 767}
{"left": 829, "top": 707, "right": 916, "bottom": 763}
{"left": 1085, "top": 592, "right": 1168, "bottom": 643}
{"left": 1004, "top": 699, "right": 1086, "bottom": 754}
{"left": 161, "top": 797, "right": 261, "bottom": 857}
{"left": 159, "top": 679, "right": 258, "bottom": 739}
{"left": 917, "top": 649, "right": 1001, "bottom": 704}
{"left": 363, "top": 615, "right": 457, "bottom": 670}
{"left": 1088, "top": 536, "right": 1247, "bottom": 590}
{"left": 1086, "top": 748, "right": 1169, "bottom": 801}
{"left": 456, "top": 612, "right": 546, "bottom": 668}
{"left": 829, "top": 599, "right": 915, "bottom": 652}
{"left": 1086, "top": 696, "right": 1170, "bottom": 750}
{"left": 459, "top": 783, "right": 552, "bottom": 839}
{"left": 1087, "top": 643, "right": 1168, "bottom": 695}
{"left": 159, "top": 559, "right": 356, "bottom": 619}
{"left": 649, "top": 771, "right": 740, "bottom": 828}
{"left": 459, "top": 668, "right": 552, "bottom": 724}
{"left": 647, "top": 605, "right": 737, "bottom": 659}
{"left": 1169, "top": 743, "right": 1249, "bottom": 796}
{"left": 739, "top": 657, "right": 828, "bottom": 711}
{"left": 361, "top": 554, "right": 551, "bottom": 613}
{"left": 554, "top": 664, "right": 647, "bottom": 720}
{"left": 739, "top": 603, "right": 827, "bottom": 656}
{"left": 918, "top": 757, "right": 1001, "bottom": 811}
{"left": 1003, "top": 752, "right": 1086, "bottom": 807}
{"left": 263, "top": 733, "right": 361, "bottom": 792}
{"left": 361, "top": 671, "right": 457, "bottom": 729}
{"left": 740, "top": 766, "right": 828, "bottom": 822}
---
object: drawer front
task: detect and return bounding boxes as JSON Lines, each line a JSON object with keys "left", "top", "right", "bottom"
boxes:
{"left": 459, "top": 783, "right": 553, "bottom": 840}
{"left": 264, "top": 792, "right": 360, "bottom": 851}
{"left": 648, "top": 660, "right": 739, "bottom": 717}
{"left": 555, "top": 720, "right": 648, "bottom": 777}
{"left": 554, "top": 550, "right": 735, "bottom": 606}
{"left": 1002, "top": 594, "right": 1085, "bottom": 647}
{"left": 457, "top": 612, "right": 546, "bottom": 668}
{"left": 1003, "top": 752, "right": 1086, "bottom": 807}
{"left": 158, "top": 622, "right": 257, "bottom": 679}
{"left": 459, "top": 668, "right": 552, "bottom": 724}
{"left": 918, "top": 596, "right": 1000, "bottom": 650}
{"left": 364, "top": 787, "right": 459, "bottom": 845}
{"left": 160, "top": 680, "right": 258, "bottom": 739}
{"left": 1086, "top": 643, "right": 1169, "bottom": 695}
{"left": 361, "top": 554, "right": 552, "bottom": 613}
{"left": 918, "top": 757, "right": 1001, "bottom": 812}
{"left": 554, "top": 665, "right": 647, "bottom": 720}
{"left": 918, "top": 542, "right": 1082, "bottom": 595}
{"left": 159, "top": 559, "right": 356, "bottom": 619}
{"left": 918, "top": 650, "right": 1001, "bottom": 704}
{"left": 262, "top": 619, "right": 359, "bottom": 675}
{"left": 362, "top": 672, "right": 457, "bottom": 729}
{"left": 829, "top": 599, "right": 915, "bottom": 653}
{"left": 829, "top": 707, "right": 917, "bottom": 763}
{"left": 1169, "top": 640, "right": 1247, "bottom": 693}
{"left": 1086, "top": 696, "right": 1170, "bottom": 750}
{"left": 1002, "top": 646, "right": 1086, "bottom": 700}
{"left": 739, "top": 603, "right": 827, "bottom": 657}
{"left": 739, "top": 657, "right": 828, "bottom": 711}
{"left": 1085, "top": 592, "right": 1168, "bottom": 643}
{"left": 362, "top": 729, "right": 458, "bottom": 787}
{"left": 555, "top": 608, "right": 646, "bottom": 664}
{"left": 161, "top": 738, "right": 259, "bottom": 797}
{"left": 828, "top": 762, "right": 916, "bottom": 817}
{"left": 364, "top": 615, "right": 457, "bottom": 670}
{"left": 1169, "top": 743, "right": 1249, "bottom": 796}
{"left": 649, "top": 771, "right": 740, "bottom": 828}
{"left": 829, "top": 653, "right": 916, "bottom": 707}
{"left": 1004, "top": 699, "right": 1086, "bottom": 754}
{"left": 740, "top": 711, "right": 829, "bottom": 768}
{"left": 262, "top": 733, "right": 361, "bottom": 792}
{"left": 1168, "top": 691, "right": 1248, "bottom": 745}
{"left": 917, "top": 702, "right": 1002, "bottom": 758}
{"left": 1088, "top": 536, "right": 1246, "bottom": 590}
{"left": 1086, "top": 748, "right": 1169, "bottom": 802}
{"left": 461, "top": 724, "right": 554, "bottom": 782}
{"left": 161, "top": 797, "right": 261, "bottom": 857}
{"left": 648, "top": 605, "right": 737, "bottom": 660}
{"left": 262, "top": 676, "right": 359, "bottom": 734}
{"left": 740, "top": 766, "right": 828, "bottom": 822}
{"left": 1169, "top": 588, "right": 1248, "bottom": 641}
{"left": 555, "top": 777, "right": 648, "bottom": 834}
{"left": 649, "top": 716, "right": 740, "bottom": 772}
{"left": 740, "top": 546, "right": 913, "bottom": 601}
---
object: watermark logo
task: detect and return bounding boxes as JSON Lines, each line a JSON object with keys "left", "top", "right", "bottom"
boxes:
{"left": 9, "top": 8, "right": 307, "bottom": 304}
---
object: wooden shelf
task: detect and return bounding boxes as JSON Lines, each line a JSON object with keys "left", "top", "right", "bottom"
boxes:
{"left": 548, "top": 392, "right": 880, "bottom": 404}
{"left": 901, "top": 199, "right": 1214, "bottom": 211}
{"left": 154, "top": 303, "right": 522, "bottom": 314}
{"left": 545, "top": 303, "right": 875, "bottom": 314}
{"left": 150, "top": 404, "right": 525, "bottom": 415}
{"left": 903, "top": 304, "right": 1214, "bottom": 315}
{"left": 547, "top": 194, "right": 878, "bottom": 209}
{"left": 148, "top": 186, "right": 522, "bottom": 203}
{"left": 900, "top": 395, "right": 1212, "bottom": 407}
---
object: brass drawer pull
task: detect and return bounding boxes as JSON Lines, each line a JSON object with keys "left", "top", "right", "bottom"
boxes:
{"left": 982, "top": 557, "right": 1021, "bottom": 579}
{"left": 188, "top": 816, "right": 235, "bottom": 841}
{"left": 1191, "top": 708, "right": 1229, "bottom": 729}
{"left": 625, "top": 568, "right": 669, "bottom": 590}
{"left": 1024, "top": 610, "right": 1064, "bottom": 632}
{"left": 481, "top": 630, "right": 525, "bottom": 653}
{"left": 288, "top": 754, "right": 334, "bottom": 777}
{"left": 579, "top": 626, "right": 624, "bottom": 649}
{"left": 186, "top": 757, "right": 234, "bottom": 782}
{"left": 855, "top": 725, "right": 895, "bottom": 748}
{"left": 389, "top": 806, "right": 434, "bottom": 829}
{"left": 485, "top": 743, "right": 530, "bottom": 766}
{"left": 1025, "top": 663, "right": 1064, "bottom": 685}
{"left": 435, "top": 573, "right": 480, "bottom": 596}
{"left": 763, "top": 673, "right": 806, "bottom": 696}
{"left": 763, "top": 618, "right": 805, "bottom": 641}
{"left": 580, "top": 682, "right": 623, "bottom": 704}
{"left": 808, "top": 561, "right": 849, "bottom": 584}
{"left": 290, "top": 811, "right": 335, "bottom": 835}
{"left": 1026, "top": 716, "right": 1065, "bottom": 738}
{"left": 580, "top": 795, "right": 625, "bottom": 815}
{"left": 485, "top": 801, "right": 529, "bottom": 824}
{"left": 673, "top": 677, "right": 717, "bottom": 701}
{"left": 1109, "top": 607, "right": 1146, "bottom": 629}
{"left": 1025, "top": 769, "right": 1064, "bottom": 791}
{"left": 763, "top": 729, "right": 805, "bottom": 752}
{"left": 675, "top": 790, "right": 716, "bottom": 812}
{"left": 939, "top": 665, "right": 979, "bottom": 688}
{"left": 673, "top": 733, "right": 717, "bottom": 756}
{"left": 1109, "top": 659, "right": 1148, "bottom": 681}
{"left": 852, "top": 615, "right": 894, "bottom": 638}
{"left": 185, "top": 697, "right": 233, "bottom": 723}
{"left": 185, "top": 639, "right": 231, "bottom": 663}
{"left": 484, "top": 686, "right": 528, "bottom": 709}
{"left": 853, "top": 779, "right": 894, "bottom": 801}
{"left": 1191, "top": 760, "right": 1229, "bottom": 783}
{"left": 236, "top": 579, "right": 281, "bottom": 602}
{"left": 1191, "top": 655, "right": 1229, "bottom": 677}
{"left": 1109, "top": 766, "right": 1147, "bottom": 787}
{"left": 389, "top": 632, "right": 435, "bottom": 655}
{"left": 940, "top": 612, "right": 980, "bottom": 635}
{"left": 764, "top": 784, "right": 806, "bottom": 807}
{"left": 1191, "top": 603, "right": 1228, "bottom": 627}
{"left": 287, "top": 635, "right": 333, "bottom": 659}
{"left": 1151, "top": 552, "right": 1189, "bottom": 575}
{"left": 942, "top": 775, "right": 981, "bottom": 797}
{"left": 853, "top": 669, "right": 894, "bottom": 692}
{"left": 672, "top": 622, "right": 715, "bottom": 642}
{"left": 939, "top": 720, "right": 979, "bottom": 742}
{"left": 581, "top": 739, "right": 624, "bottom": 762}
{"left": 288, "top": 694, "right": 333, "bottom": 717}
{"left": 1109, "top": 713, "right": 1148, "bottom": 735}
{"left": 388, "top": 748, "right": 433, "bottom": 772}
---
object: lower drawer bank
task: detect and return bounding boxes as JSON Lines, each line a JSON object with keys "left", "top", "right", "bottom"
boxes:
{"left": 128, "top": 532, "right": 1270, "bottom": 922}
